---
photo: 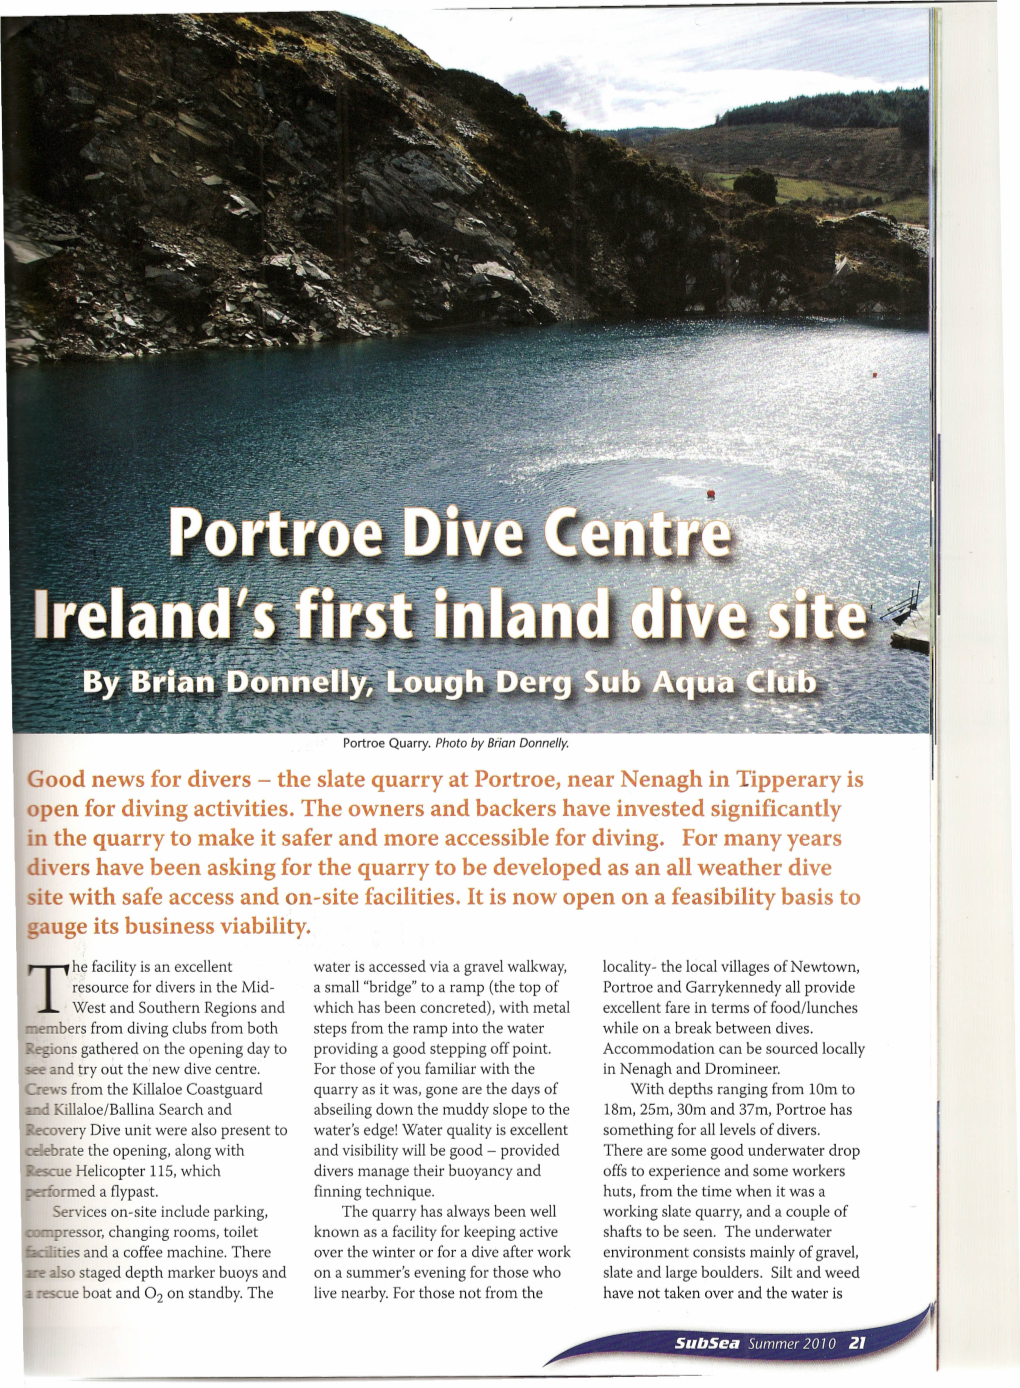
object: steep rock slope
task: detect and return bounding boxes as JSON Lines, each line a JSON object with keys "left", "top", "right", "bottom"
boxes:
{"left": 2, "top": 12, "right": 927, "bottom": 366}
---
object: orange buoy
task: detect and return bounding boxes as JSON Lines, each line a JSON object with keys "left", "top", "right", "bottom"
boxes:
{"left": 707, "top": 489, "right": 715, "bottom": 499}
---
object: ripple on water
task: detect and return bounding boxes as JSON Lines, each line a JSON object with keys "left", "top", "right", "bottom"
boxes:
{"left": 8, "top": 318, "right": 930, "bottom": 735}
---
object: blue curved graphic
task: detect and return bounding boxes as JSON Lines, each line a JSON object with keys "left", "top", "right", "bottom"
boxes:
{"left": 547, "top": 1305, "right": 932, "bottom": 1364}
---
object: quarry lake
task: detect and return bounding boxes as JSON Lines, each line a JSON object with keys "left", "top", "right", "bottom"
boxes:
{"left": 9, "top": 317, "right": 930, "bottom": 734}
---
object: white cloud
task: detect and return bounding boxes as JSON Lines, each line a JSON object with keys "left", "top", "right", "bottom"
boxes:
{"left": 339, "top": 3, "right": 929, "bottom": 129}
{"left": 501, "top": 61, "right": 911, "bottom": 132}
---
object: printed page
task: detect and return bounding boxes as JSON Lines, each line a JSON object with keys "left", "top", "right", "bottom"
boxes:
{"left": 3, "top": 0, "right": 999, "bottom": 1377}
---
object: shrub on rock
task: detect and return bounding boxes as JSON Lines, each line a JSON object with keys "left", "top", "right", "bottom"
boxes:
{"left": 733, "top": 167, "right": 778, "bottom": 206}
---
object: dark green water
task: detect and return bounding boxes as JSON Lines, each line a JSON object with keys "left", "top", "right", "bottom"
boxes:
{"left": 8, "top": 318, "right": 929, "bottom": 734}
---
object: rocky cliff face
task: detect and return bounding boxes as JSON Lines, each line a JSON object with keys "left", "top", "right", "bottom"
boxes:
{"left": 2, "top": 12, "right": 928, "bottom": 367}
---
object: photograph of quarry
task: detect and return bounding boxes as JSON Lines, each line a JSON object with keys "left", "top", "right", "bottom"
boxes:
{"left": 4, "top": 8, "right": 932, "bottom": 737}
{"left": 3, "top": 10, "right": 928, "bottom": 354}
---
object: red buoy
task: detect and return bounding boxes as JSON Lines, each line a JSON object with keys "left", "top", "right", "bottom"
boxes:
{"left": 707, "top": 489, "right": 715, "bottom": 499}
{"left": 873, "top": 371, "right": 878, "bottom": 377}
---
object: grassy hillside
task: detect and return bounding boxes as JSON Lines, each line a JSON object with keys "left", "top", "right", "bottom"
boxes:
{"left": 597, "top": 123, "right": 928, "bottom": 222}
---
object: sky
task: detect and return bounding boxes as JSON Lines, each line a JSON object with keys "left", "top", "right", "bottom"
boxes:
{"left": 339, "top": 3, "right": 930, "bottom": 130}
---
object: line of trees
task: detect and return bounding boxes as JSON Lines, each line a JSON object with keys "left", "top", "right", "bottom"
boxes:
{"left": 716, "top": 87, "right": 928, "bottom": 146}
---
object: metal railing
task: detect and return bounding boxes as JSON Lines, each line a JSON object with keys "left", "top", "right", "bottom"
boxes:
{"left": 871, "top": 580, "right": 922, "bottom": 623}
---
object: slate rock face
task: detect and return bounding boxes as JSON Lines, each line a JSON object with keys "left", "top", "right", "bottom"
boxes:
{"left": 2, "top": 12, "right": 928, "bottom": 366}
{"left": 143, "top": 265, "right": 212, "bottom": 314}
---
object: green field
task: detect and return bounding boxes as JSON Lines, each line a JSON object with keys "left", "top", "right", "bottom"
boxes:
{"left": 709, "top": 172, "right": 926, "bottom": 224}
{"left": 872, "top": 195, "right": 928, "bottom": 224}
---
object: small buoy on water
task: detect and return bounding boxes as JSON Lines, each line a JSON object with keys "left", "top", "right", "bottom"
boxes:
{"left": 872, "top": 371, "right": 878, "bottom": 377}
{"left": 707, "top": 488, "right": 715, "bottom": 499}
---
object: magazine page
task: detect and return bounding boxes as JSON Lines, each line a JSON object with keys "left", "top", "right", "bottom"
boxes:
{"left": 0, "top": 0, "right": 1007, "bottom": 1378}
